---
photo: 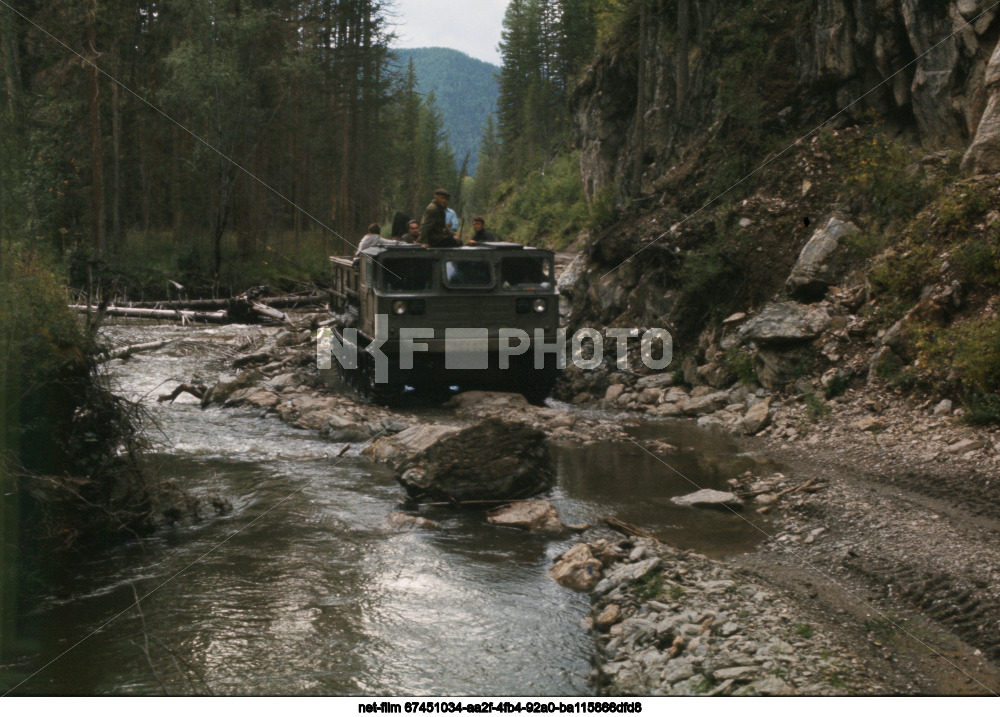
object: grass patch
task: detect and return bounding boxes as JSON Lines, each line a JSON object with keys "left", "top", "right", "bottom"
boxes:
{"left": 795, "top": 623, "right": 815, "bottom": 639}
{"left": 862, "top": 616, "right": 900, "bottom": 640}
{"left": 633, "top": 571, "right": 665, "bottom": 601}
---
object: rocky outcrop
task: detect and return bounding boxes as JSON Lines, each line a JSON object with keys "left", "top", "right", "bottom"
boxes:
{"left": 575, "top": 1, "right": 1000, "bottom": 204}
{"left": 730, "top": 302, "right": 833, "bottom": 346}
{"left": 395, "top": 419, "right": 554, "bottom": 503}
{"left": 963, "top": 38, "right": 1000, "bottom": 172}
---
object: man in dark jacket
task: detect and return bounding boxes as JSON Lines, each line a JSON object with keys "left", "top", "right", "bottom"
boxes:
{"left": 420, "top": 189, "right": 461, "bottom": 247}
{"left": 468, "top": 216, "right": 497, "bottom": 245}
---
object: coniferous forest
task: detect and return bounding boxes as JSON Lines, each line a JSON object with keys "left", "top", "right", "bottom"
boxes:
{"left": 0, "top": 0, "right": 608, "bottom": 294}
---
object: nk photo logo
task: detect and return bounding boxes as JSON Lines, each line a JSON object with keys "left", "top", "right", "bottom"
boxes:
{"left": 317, "top": 315, "right": 672, "bottom": 384}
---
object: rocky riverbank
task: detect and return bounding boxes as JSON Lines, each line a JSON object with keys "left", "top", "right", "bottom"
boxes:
{"left": 553, "top": 537, "right": 887, "bottom": 696}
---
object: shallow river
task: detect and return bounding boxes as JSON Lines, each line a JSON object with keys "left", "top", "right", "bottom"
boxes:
{"left": 3, "top": 323, "right": 774, "bottom": 695}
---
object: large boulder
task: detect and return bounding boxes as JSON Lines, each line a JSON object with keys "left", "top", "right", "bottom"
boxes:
{"left": 365, "top": 424, "right": 463, "bottom": 467}
{"left": 729, "top": 302, "right": 832, "bottom": 347}
{"left": 785, "top": 216, "right": 859, "bottom": 301}
{"left": 395, "top": 419, "right": 554, "bottom": 503}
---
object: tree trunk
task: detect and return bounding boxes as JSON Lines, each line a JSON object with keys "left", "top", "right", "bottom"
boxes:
{"left": 677, "top": 0, "right": 690, "bottom": 106}
{"left": 86, "top": 0, "right": 106, "bottom": 256}
{"left": 632, "top": 0, "right": 648, "bottom": 191}
{"left": 111, "top": 71, "right": 122, "bottom": 251}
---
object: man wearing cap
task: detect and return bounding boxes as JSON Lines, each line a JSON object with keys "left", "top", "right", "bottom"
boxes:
{"left": 420, "top": 189, "right": 461, "bottom": 247}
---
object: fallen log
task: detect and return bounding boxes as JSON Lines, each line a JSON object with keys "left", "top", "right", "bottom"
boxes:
{"left": 116, "top": 293, "right": 328, "bottom": 311}
{"left": 251, "top": 301, "right": 291, "bottom": 325}
{"left": 70, "top": 305, "right": 229, "bottom": 324}
{"left": 97, "top": 339, "right": 174, "bottom": 363}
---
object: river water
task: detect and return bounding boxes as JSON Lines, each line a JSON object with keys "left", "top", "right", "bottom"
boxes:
{"left": 2, "top": 323, "right": 773, "bottom": 695}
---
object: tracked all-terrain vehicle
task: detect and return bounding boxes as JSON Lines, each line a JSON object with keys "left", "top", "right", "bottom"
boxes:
{"left": 327, "top": 243, "right": 560, "bottom": 404}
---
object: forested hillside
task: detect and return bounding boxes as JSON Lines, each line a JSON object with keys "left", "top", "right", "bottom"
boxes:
{"left": 0, "top": 0, "right": 458, "bottom": 295}
{"left": 395, "top": 48, "right": 499, "bottom": 175}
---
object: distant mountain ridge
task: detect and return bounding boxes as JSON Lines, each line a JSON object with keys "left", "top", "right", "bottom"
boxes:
{"left": 394, "top": 47, "right": 499, "bottom": 174}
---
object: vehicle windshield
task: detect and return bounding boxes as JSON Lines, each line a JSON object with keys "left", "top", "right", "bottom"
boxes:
{"left": 500, "top": 256, "right": 553, "bottom": 290}
{"left": 443, "top": 260, "right": 493, "bottom": 288}
{"left": 378, "top": 257, "right": 435, "bottom": 292}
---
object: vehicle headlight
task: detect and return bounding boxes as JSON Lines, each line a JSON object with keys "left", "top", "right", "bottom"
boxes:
{"left": 532, "top": 299, "right": 547, "bottom": 313}
{"left": 392, "top": 300, "right": 407, "bottom": 315}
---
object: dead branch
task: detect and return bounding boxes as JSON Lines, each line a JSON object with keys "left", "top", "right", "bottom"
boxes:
{"left": 157, "top": 384, "right": 206, "bottom": 403}
{"left": 131, "top": 583, "right": 169, "bottom": 696}
{"left": 604, "top": 517, "right": 663, "bottom": 544}
{"left": 775, "top": 478, "right": 817, "bottom": 499}
{"left": 98, "top": 339, "right": 174, "bottom": 363}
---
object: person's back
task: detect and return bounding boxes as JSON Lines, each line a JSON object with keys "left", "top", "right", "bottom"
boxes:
{"left": 355, "top": 223, "right": 388, "bottom": 254}
{"left": 420, "top": 189, "right": 461, "bottom": 247}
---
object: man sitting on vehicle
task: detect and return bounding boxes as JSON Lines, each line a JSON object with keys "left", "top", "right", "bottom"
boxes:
{"left": 420, "top": 189, "right": 461, "bottom": 247}
{"left": 355, "top": 223, "right": 389, "bottom": 254}
{"left": 403, "top": 220, "right": 420, "bottom": 243}
{"left": 468, "top": 216, "right": 497, "bottom": 245}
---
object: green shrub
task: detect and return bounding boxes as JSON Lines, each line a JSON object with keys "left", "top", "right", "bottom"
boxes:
{"left": 952, "top": 317, "right": 1000, "bottom": 394}
{"left": 725, "top": 347, "right": 757, "bottom": 386}
{"left": 804, "top": 392, "right": 829, "bottom": 421}
{"left": 589, "top": 185, "right": 619, "bottom": 230}
{"left": 823, "top": 374, "right": 849, "bottom": 399}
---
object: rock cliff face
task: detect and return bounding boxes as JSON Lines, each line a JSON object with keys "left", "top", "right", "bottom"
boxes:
{"left": 560, "top": 0, "right": 1000, "bottom": 403}
{"left": 574, "top": 0, "right": 1000, "bottom": 205}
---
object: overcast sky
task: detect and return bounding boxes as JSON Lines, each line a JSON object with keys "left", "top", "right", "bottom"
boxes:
{"left": 389, "top": 0, "right": 510, "bottom": 66}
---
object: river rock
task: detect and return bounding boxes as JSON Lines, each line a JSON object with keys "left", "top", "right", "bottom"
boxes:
{"left": 321, "top": 413, "right": 378, "bottom": 442}
{"left": 595, "top": 557, "right": 662, "bottom": 595}
{"left": 680, "top": 391, "right": 729, "bottom": 416}
{"left": 445, "top": 390, "right": 530, "bottom": 412}
{"left": 636, "top": 373, "right": 676, "bottom": 390}
{"left": 201, "top": 370, "right": 262, "bottom": 406}
{"left": 671, "top": 489, "right": 744, "bottom": 510}
{"left": 730, "top": 302, "right": 832, "bottom": 346}
{"left": 595, "top": 603, "right": 622, "bottom": 631}
{"left": 550, "top": 543, "right": 603, "bottom": 591}
{"left": 385, "top": 512, "right": 440, "bottom": 531}
{"left": 785, "top": 216, "right": 859, "bottom": 301}
{"left": 395, "top": 419, "right": 553, "bottom": 503}
{"left": 486, "top": 500, "right": 569, "bottom": 532}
